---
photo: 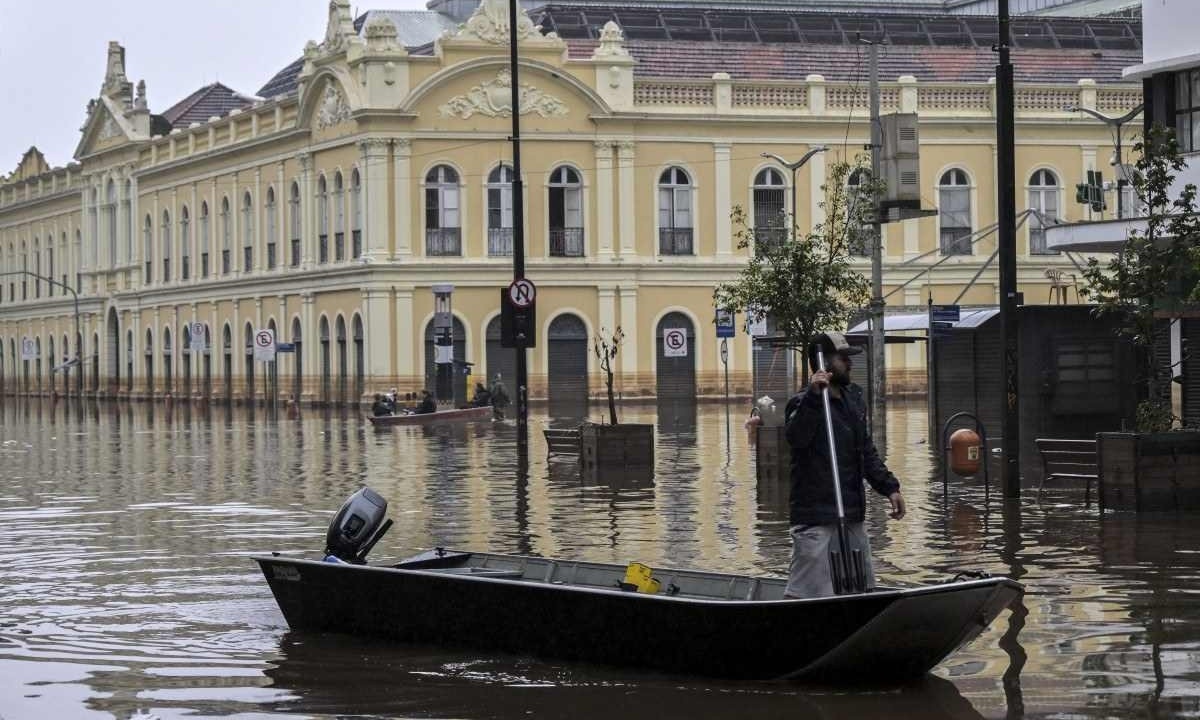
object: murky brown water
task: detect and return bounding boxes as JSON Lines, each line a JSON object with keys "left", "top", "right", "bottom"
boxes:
{"left": 1, "top": 398, "right": 1198, "bottom": 719}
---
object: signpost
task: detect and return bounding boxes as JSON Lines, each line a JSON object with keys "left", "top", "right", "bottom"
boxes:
{"left": 20, "top": 336, "right": 37, "bottom": 361}
{"left": 716, "top": 309, "right": 735, "bottom": 338}
{"left": 190, "top": 322, "right": 206, "bottom": 352}
{"left": 253, "top": 329, "right": 276, "bottom": 363}
{"left": 930, "top": 304, "right": 960, "bottom": 338}
{"left": 720, "top": 337, "right": 730, "bottom": 447}
{"left": 663, "top": 328, "right": 688, "bottom": 358}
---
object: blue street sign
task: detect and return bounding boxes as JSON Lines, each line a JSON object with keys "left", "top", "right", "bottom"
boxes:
{"left": 930, "top": 305, "right": 960, "bottom": 324}
{"left": 276, "top": 342, "right": 296, "bottom": 353}
{"left": 716, "top": 309, "right": 736, "bottom": 338}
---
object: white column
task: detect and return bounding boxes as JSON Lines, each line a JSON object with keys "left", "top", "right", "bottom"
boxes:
{"left": 617, "top": 141, "right": 637, "bottom": 257}
{"left": 275, "top": 161, "right": 285, "bottom": 273}
{"left": 361, "top": 138, "right": 390, "bottom": 261}
{"left": 363, "top": 288, "right": 390, "bottom": 383}
{"left": 714, "top": 141, "right": 733, "bottom": 256}
{"left": 809, "top": 151, "right": 827, "bottom": 229}
{"left": 904, "top": 218, "right": 920, "bottom": 259}
{"left": 209, "top": 301, "right": 219, "bottom": 391}
{"left": 598, "top": 284, "right": 617, "bottom": 333}
{"left": 190, "top": 183, "right": 199, "bottom": 284}
{"left": 394, "top": 286, "right": 414, "bottom": 378}
{"left": 277, "top": 295, "right": 289, "bottom": 383}
{"left": 297, "top": 153, "right": 314, "bottom": 269}
{"left": 618, "top": 284, "right": 638, "bottom": 376}
{"left": 209, "top": 178, "right": 218, "bottom": 278}
{"left": 232, "top": 299, "right": 241, "bottom": 397}
{"left": 594, "top": 141, "right": 615, "bottom": 260}
{"left": 230, "top": 171, "right": 241, "bottom": 275}
{"left": 301, "top": 292, "right": 316, "bottom": 398}
{"left": 393, "top": 140, "right": 413, "bottom": 259}
{"left": 253, "top": 168, "right": 263, "bottom": 274}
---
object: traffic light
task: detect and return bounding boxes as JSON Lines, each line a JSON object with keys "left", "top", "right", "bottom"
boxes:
{"left": 500, "top": 288, "right": 536, "bottom": 349}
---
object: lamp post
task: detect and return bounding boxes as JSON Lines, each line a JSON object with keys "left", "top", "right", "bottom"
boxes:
{"left": 761, "top": 146, "right": 830, "bottom": 233}
{"left": 0, "top": 270, "right": 82, "bottom": 395}
{"left": 1066, "top": 104, "right": 1145, "bottom": 219}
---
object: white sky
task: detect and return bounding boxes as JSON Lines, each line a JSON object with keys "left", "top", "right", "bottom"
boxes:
{"left": 0, "top": 0, "right": 429, "bottom": 172}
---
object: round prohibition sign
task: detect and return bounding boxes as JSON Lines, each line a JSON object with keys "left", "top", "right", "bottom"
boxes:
{"left": 508, "top": 278, "right": 536, "bottom": 309}
{"left": 665, "top": 329, "right": 686, "bottom": 350}
{"left": 254, "top": 330, "right": 274, "bottom": 348}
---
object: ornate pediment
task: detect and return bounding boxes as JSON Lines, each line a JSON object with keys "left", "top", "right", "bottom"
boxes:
{"left": 438, "top": 69, "right": 568, "bottom": 120}
{"left": 315, "top": 82, "right": 353, "bottom": 129}
{"left": 453, "top": 0, "right": 558, "bottom": 45}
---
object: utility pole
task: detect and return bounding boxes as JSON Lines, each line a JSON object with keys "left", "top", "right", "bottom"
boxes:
{"left": 508, "top": 0, "right": 529, "bottom": 456}
{"left": 996, "top": 0, "right": 1021, "bottom": 498}
{"left": 868, "top": 40, "right": 887, "bottom": 449}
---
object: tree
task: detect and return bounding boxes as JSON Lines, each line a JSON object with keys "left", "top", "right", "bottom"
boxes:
{"left": 714, "top": 159, "right": 874, "bottom": 383}
{"left": 1082, "top": 126, "right": 1200, "bottom": 431}
{"left": 593, "top": 326, "right": 625, "bottom": 425}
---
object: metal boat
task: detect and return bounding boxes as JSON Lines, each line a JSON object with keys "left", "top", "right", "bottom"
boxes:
{"left": 254, "top": 488, "right": 1022, "bottom": 684}
{"left": 367, "top": 405, "right": 492, "bottom": 426}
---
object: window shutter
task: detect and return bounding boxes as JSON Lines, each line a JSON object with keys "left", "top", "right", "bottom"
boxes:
{"left": 564, "top": 187, "right": 582, "bottom": 228}
{"left": 443, "top": 186, "right": 460, "bottom": 228}
{"left": 659, "top": 188, "right": 672, "bottom": 228}
{"left": 501, "top": 185, "right": 513, "bottom": 229}
{"left": 674, "top": 187, "right": 691, "bottom": 229}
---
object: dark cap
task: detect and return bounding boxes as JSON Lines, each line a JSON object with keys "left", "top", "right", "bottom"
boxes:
{"left": 807, "top": 331, "right": 862, "bottom": 371}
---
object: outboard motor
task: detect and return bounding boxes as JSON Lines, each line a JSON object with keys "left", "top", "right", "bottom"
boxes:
{"left": 324, "top": 487, "right": 393, "bottom": 564}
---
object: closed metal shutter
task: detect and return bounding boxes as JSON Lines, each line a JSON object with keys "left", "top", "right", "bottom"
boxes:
{"left": 548, "top": 313, "right": 589, "bottom": 419}
{"left": 1184, "top": 319, "right": 1200, "bottom": 427}
{"left": 424, "top": 316, "right": 467, "bottom": 406}
{"left": 485, "top": 317, "right": 517, "bottom": 393}
{"left": 656, "top": 311, "right": 696, "bottom": 400}
{"left": 753, "top": 342, "right": 794, "bottom": 404}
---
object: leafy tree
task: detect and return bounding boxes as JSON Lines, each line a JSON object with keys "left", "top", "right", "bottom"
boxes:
{"left": 714, "top": 159, "right": 873, "bottom": 384}
{"left": 1082, "top": 126, "right": 1200, "bottom": 431}
{"left": 593, "top": 326, "right": 625, "bottom": 425}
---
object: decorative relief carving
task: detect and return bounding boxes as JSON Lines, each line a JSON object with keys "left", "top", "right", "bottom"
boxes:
{"left": 315, "top": 83, "right": 352, "bottom": 129}
{"left": 455, "top": 0, "right": 556, "bottom": 44}
{"left": 438, "top": 70, "right": 568, "bottom": 119}
{"left": 593, "top": 21, "right": 628, "bottom": 58}
{"left": 98, "top": 113, "right": 122, "bottom": 141}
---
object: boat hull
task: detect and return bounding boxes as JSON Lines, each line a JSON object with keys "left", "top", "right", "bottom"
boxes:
{"left": 254, "top": 553, "right": 1021, "bottom": 683}
{"left": 367, "top": 405, "right": 492, "bottom": 426}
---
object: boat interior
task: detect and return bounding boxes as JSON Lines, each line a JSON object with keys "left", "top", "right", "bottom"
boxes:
{"left": 391, "top": 549, "right": 795, "bottom": 601}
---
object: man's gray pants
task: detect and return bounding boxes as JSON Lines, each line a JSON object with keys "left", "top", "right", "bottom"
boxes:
{"left": 785, "top": 522, "right": 876, "bottom": 598}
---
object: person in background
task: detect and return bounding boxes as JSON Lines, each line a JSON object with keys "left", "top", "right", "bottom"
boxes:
{"left": 744, "top": 406, "right": 763, "bottom": 446}
{"left": 371, "top": 393, "right": 392, "bottom": 417}
{"left": 489, "top": 374, "right": 510, "bottom": 420}
{"left": 416, "top": 390, "right": 437, "bottom": 415}
{"left": 385, "top": 387, "right": 399, "bottom": 413}
{"left": 472, "top": 382, "right": 492, "bottom": 408}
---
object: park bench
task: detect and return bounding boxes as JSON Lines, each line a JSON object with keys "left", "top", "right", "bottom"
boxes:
{"left": 544, "top": 428, "right": 581, "bottom": 459}
{"left": 1035, "top": 438, "right": 1099, "bottom": 505}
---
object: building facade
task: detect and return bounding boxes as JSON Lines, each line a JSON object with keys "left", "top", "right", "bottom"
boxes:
{"left": 0, "top": 0, "right": 1143, "bottom": 406}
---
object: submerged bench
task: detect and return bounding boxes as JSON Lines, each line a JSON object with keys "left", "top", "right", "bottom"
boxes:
{"left": 1036, "top": 438, "right": 1099, "bottom": 505}
{"left": 544, "top": 428, "right": 581, "bottom": 458}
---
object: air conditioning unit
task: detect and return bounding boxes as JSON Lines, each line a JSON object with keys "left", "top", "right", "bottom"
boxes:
{"left": 879, "top": 113, "right": 921, "bottom": 210}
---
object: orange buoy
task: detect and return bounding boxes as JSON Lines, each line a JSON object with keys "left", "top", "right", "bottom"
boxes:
{"left": 949, "top": 428, "right": 983, "bottom": 477}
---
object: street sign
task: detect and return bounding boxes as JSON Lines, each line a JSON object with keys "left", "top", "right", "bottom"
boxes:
{"left": 189, "top": 322, "right": 206, "bottom": 352}
{"left": 931, "top": 305, "right": 960, "bottom": 324}
{"left": 275, "top": 342, "right": 296, "bottom": 353}
{"left": 747, "top": 310, "right": 768, "bottom": 337}
{"left": 500, "top": 288, "right": 537, "bottom": 349}
{"left": 716, "top": 309, "right": 736, "bottom": 338}
{"left": 253, "top": 328, "right": 276, "bottom": 363}
{"left": 434, "top": 344, "right": 453, "bottom": 364}
{"left": 719, "top": 337, "right": 729, "bottom": 364}
{"left": 508, "top": 278, "right": 536, "bottom": 309}
{"left": 20, "top": 337, "right": 37, "bottom": 361}
{"left": 663, "top": 328, "right": 688, "bottom": 357}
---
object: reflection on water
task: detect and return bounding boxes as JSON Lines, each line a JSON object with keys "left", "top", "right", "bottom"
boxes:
{"left": 1, "top": 398, "right": 1199, "bottom": 718}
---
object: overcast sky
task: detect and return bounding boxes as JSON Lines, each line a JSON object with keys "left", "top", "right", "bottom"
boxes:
{"left": 1, "top": 0, "right": 429, "bottom": 172}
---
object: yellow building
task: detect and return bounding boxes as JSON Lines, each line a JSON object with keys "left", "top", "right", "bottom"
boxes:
{"left": 0, "top": 0, "right": 1143, "bottom": 406}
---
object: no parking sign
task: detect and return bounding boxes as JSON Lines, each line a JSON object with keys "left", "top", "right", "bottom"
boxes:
{"left": 663, "top": 328, "right": 688, "bottom": 358}
{"left": 252, "top": 329, "right": 276, "bottom": 362}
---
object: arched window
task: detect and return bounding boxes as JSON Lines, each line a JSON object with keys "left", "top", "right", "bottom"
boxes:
{"left": 142, "top": 214, "right": 153, "bottom": 284}
{"left": 160, "top": 209, "right": 172, "bottom": 282}
{"left": 333, "top": 172, "right": 345, "bottom": 262}
{"left": 549, "top": 166, "right": 584, "bottom": 257}
{"left": 241, "top": 191, "right": 254, "bottom": 272}
{"left": 938, "top": 169, "right": 972, "bottom": 256}
{"left": 47, "top": 237, "right": 54, "bottom": 298}
{"left": 265, "top": 187, "right": 277, "bottom": 269}
{"left": 199, "top": 201, "right": 210, "bottom": 278}
{"left": 317, "top": 175, "right": 329, "bottom": 263}
{"left": 752, "top": 167, "right": 786, "bottom": 254}
{"left": 424, "top": 165, "right": 461, "bottom": 256}
{"left": 105, "top": 180, "right": 118, "bottom": 266}
{"left": 88, "top": 187, "right": 98, "bottom": 268}
{"left": 487, "top": 164, "right": 514, "bottom": 257}
{"left": 846, "top": 169, "right": 872, "bottom": 257}
{"left": 220, "top": 196, "right": 232, "bottom": 274}
{"left": 1028, "top": 169, "right": 1059, "bottom": 255}
{"left": 73, "top": 230, "right": 81, "bottom": 292}
{"left": 658, "top": 166, "right": 693, "bottom": 255}
{"left": 32, "top": 238, "right": 40, "bottom": 299}
{"left": 289, "top": 182, "right": 301, "bottom": 268}
{"left": 351, "top": 170, "right": 362, "bottom": 258}
{"left": 19, "top": 241, "right": 26, "bottom": 300}
{"left": 180, "top": 206, "right": 191, "bottom": 280}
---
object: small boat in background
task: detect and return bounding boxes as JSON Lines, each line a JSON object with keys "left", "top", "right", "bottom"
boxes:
{"left": 254, "top": 488, "right": 1023, "bottom": 684}
{"left": 367, "top": 405, "right": 492, "bottom": 426}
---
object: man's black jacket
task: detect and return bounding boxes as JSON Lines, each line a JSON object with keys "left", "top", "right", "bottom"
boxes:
{"left": 784, "top": 382, "right": 900, "bottom": 526}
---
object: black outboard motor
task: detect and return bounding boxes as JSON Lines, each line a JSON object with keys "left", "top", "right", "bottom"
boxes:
{"left": 324, "top": 487, "right": 393, "bottom": 564}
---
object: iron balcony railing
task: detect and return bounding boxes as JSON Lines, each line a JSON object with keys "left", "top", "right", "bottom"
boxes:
{"left": 658, "top": 227, "right": 693, "bottom": 255}
{"left": 426, "top": 227, "right": 462, "bottom": 256}
{"left": 550, "top": 227, "right": 585, "bottom": 257}
{"left": 488, "top": 227, "right": 513, "bottom": 257}
{"left": 753, "top": 226, "right": 787, "bottom": 257}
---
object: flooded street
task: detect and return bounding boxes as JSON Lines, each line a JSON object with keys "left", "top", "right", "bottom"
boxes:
{"left": 2, "top": 398, "right": 1199, "bottom": 719}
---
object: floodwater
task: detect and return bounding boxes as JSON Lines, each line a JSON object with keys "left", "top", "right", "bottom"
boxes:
{"left": 1, "top": 398, "right": 1198, "bottom": 719}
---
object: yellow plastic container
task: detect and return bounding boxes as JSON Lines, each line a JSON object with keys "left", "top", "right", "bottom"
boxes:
{"left": 622, "top": 562, "right": 661, "bottom": 594}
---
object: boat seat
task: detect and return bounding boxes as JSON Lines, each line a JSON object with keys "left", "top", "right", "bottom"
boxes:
{"left": 423, "top": 567, "right": 525, "bottom": 579}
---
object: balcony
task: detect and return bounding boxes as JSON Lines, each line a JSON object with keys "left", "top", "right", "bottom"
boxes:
{"left": 549, "top": 227, "right": 585, "bottom": 257}
{"left": 426, "top": 227, "right": 462, "bottom": 256}
{"left": 754, "top": 226, "right": 788, "bottom": 257}
{"left": 488, "top": 227, "right": 513, "bottom": 257}
{"left": 659, "top": 227, "right": 694, "bottom": 255}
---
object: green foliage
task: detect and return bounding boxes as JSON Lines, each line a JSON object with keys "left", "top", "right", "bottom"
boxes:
{"left": 1081, "top": 126, "right": 1200, "bottom": 430}
{"left": 593, "top": 326, "right": 624, "bottom": 425}
{"left": 714, "top": 159, "right": 873, "bottom": 361}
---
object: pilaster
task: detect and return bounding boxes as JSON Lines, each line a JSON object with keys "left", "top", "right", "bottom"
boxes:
{"left": 594, "top": 141, "right": 615, "bottom": 260}
{"left": 617, "top": 141, "right": 637, "bottom": 257}
{"left": 618, "top": 284, "right": 638, "bottom": 376}
{"left": 394, "top": 286, "right": 414, "bottom": 376}
{"left": 714, "top": 141, "right": 733, "bottom": 256}
{"left": 361, "top": 138, "right": 391, "bottom": 261}
{"left": 393, "top": 139, "right": 413, "bottom": 259}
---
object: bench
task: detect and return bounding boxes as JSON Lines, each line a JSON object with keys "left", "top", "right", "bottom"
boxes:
{"left": 1035, "top": 438, "right": 1099, "bottom": 505}
{"left": 544, "top": 428, "right": 581, "bottom": 458}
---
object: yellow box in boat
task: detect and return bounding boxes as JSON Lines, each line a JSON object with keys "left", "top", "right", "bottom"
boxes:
{"left": 623, "top": 562, "right": 661, "bottom": 594}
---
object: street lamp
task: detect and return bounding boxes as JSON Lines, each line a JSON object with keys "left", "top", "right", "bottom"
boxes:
{"left": 1066, "top": 104, "right": 1144, "bottom": 219}
{"left": 761, "top": 146, "right": 830, "bottom": 233}
{"left": 0, "top": 270, "right": 82, "bottom": 395}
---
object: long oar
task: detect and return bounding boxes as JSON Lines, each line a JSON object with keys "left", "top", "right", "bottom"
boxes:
{"left": 817, "top": 351, "right": 867, "bottom": 595}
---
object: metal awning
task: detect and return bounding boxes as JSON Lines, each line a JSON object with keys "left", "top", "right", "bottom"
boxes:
{"left": 846, "top": 308, "right": 1000, "bottom": 334}
{"left": 1044, "top": 216, "right": 1142, "bottom": 253}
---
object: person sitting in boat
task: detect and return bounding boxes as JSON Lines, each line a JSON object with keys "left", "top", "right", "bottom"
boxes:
{"left": 415, "top": 390, "right": 437, "bottom": 415}
{"left": 489, "top": 374, "right": 510, "bottom": 419}
{"left": 783, "top": 332, "right": 906, "bottom": 599}
{"left": 371, "top": 393, "right": 393, "bottom": 417}
{"left": 471, "top": 382, "right": 492, "bottom": 408}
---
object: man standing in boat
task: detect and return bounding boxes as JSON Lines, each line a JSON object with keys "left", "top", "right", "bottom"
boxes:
{"left": 783, "top": 332, "right": 906, "bottom": 598}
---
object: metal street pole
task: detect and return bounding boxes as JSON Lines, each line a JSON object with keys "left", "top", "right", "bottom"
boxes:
{"left": 721, "top": 338, "right": 730, "bottom": 448}
{"left": 996, "top": 0, "right": 1021, "bottom": 498}
{"left": 868, "top": 40, "right": 887, "bottom": 449}
{"left": 1066, "top": 104, "right": 1144, "bottom": 219}
{"left": 508, "top": 0, "right": 529, "bottom": 456}
{"left": 0, "top": 270, "right": 82, "bottom": 395}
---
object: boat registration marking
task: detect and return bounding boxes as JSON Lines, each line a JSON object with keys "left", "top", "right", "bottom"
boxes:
{"left": 272, "top": 565, "right": 301, "bottom": 582}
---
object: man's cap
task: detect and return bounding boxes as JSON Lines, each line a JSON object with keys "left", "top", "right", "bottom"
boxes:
{"left": 811, "top": 331, "right": 862, "bottom": 357}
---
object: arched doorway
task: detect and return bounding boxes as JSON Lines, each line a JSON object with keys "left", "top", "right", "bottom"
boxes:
{"left": 547, "top": 313, "right": 589, "bottom": 418}
{"left": 202, "top": 325, "right": 212, "bottom": 399}
{"left": 319, "top": 317, "right": 331, "bottom": 404}
{"left": 335, "top": 315, "right": 347, "bottom": 405}
{"left": 655, "top": 312, "right": 696, "bottom": 400}
{"left": 243, "top": 323, "right": 255, "bottom": 404}
{"left": 48, "top": 337, "right": 55, "bottom": 395}
{"left": 106, "top": 307, "right": 120, "bottom": 392}
{"left": 181, "top": 324, "right": 192, "bottom": 397}
{"left": 144, "top": 329, "right": 154, "bottom": 396}
{"left": 34, "top": 337, "right": 42, "bottom": 394}
{"left": 291, "top": 317, "right": 303, "bottom": 401}
{"left": 222, "top": 324, "right": 233, "bottom": 401}
{"left": 91, "top": 333, "right": 99, "bottom": 392}
{"left": 124, "top": 330, "right": 133, "bottom": 392}
{"left": 485, "top": 316, "right": 516, "bottom": 394}
{"left": 162, "top": 327, "right": 173, "bottom": 395}
{"left": 424, "top": 316, "right": 466, "bottom": 406}
{"left": 352, "top": 314, "right": 364, "bottom": 403}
